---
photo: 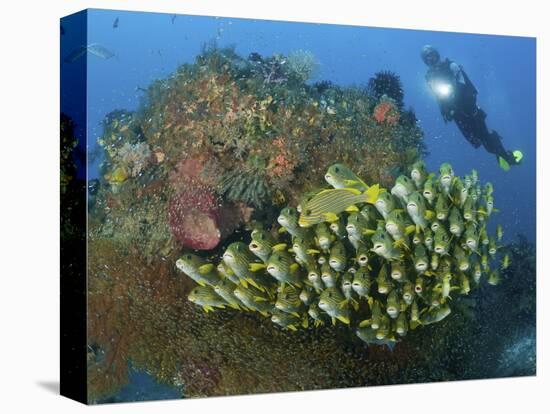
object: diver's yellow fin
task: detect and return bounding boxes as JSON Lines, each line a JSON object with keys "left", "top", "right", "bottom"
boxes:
{"left": 513, "top": 150, "right": 523, "bottom": 163}
{"left": 498, "top": 156, "right": 510, "bottom": 171}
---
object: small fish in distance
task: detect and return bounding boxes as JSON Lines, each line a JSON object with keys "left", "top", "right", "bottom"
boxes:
{"left": 64, "top": 44, "right": 115, "bottom": 63}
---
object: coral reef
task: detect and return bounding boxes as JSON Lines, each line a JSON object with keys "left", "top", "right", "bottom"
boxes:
{"left": 219, "top": 169, "right": 271, "bottom": 208}
{"left": 373, "top": 96, "right": 400, "bottom": 125}
{"left": 286, "top": 49, "right": 320, "bottom": 82}
{"left": 92, "top": 46, "right": 425, "bottom": 254}
{"left": 168, "top": 186, "right": 220, "bottom": 250}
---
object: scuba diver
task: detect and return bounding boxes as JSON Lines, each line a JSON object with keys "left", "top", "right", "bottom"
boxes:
{"left": 421, "top": 45, "right": 523, "bottom": 171}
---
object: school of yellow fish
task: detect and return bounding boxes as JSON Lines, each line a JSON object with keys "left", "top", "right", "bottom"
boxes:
{"left": 176, "top": 161, "right": 508, "bottom": 346}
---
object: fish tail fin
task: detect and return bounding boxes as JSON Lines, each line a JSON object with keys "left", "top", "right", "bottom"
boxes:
{"left": 247, "top": 278, "right": 262, "bottom": 290}
{"left": 410, "top": 320, "right": 421, "bottom": 330}
{"left": 249, "top": 263, "right": 266, "bottom": 272}
{"left": 359, "top": 319, "right": 371, "bottom": 328}
{"left": 337, "top": 315, "right": 351, "bottom": 325}
{"left": 272, "top": 243, "right": 288, "bottom": 252}
{"left": 363, "top": 184, "right": 381, "bottom": 204}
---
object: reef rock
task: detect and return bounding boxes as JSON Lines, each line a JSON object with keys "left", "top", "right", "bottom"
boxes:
{"left": 168, "top": 186, "right": 221, "bottom": 250}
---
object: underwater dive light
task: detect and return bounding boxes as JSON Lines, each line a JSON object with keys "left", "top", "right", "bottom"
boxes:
{"left": 431, "top": 80, "right": 453, "bottom": 98}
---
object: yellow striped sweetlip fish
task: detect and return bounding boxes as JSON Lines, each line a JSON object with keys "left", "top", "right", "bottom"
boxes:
{"left": 298, "top": 185, "right": 381, "bottom": 228}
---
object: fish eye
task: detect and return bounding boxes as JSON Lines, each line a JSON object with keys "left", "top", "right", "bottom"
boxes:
{"left": 306, "top": 209, "right": 312, "bottom": 215}
{"left": 328, "top": 292, "right": 333, "bottom": 298}
{"left": 334, "top": 167, "right": 340, "bottom": 173}
{"left": 250, "top": 243, "right": 258, "bottom": 249}
{"left": 186, "top": 254, "right": 192, "bottom": 260}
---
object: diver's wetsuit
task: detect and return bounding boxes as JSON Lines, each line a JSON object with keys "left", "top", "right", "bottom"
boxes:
{"left": 426, "top": 58, "right": 517, "bottom": 165}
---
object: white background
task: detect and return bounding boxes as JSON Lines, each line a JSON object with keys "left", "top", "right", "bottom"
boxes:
{"left": 0, "top": 0, "right": 547, "bottom": 412}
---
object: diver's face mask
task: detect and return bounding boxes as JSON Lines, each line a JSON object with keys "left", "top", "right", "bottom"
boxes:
{"left": 430, "top": 80, "right": 453, "bottom": 99}
{"left": 423, "top": 51, "right": 440, "bottom": 67}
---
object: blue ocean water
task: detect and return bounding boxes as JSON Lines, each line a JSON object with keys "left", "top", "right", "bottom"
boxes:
{"left": 60, "top": 8, "right": 536, "bottom": 401}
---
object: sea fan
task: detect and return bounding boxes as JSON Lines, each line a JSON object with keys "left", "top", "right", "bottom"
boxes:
{"left": 220, "top": 170, "right": 271, "bottom": 208}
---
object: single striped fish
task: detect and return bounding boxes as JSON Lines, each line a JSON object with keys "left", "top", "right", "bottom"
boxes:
{"left": 298, "top": 185, "right": 380, "bottom": 228}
